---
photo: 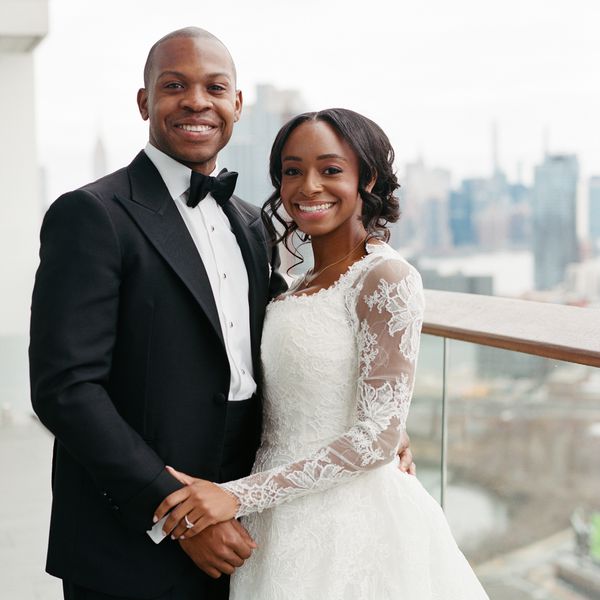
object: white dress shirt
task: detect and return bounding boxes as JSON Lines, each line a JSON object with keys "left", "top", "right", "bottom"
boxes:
{"left": 144, "top": 143, "right": 256, "bottom": 401}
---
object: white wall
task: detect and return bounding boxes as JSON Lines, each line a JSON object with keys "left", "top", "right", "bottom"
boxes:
{"left": 0, "top": 0, "right": 48, "bottom": 38}
{"left": 0, "top": 0, "right": 47, "bottom": 337}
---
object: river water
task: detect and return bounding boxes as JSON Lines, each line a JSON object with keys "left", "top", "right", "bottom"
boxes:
{"left": 419, "top": 467, "right": 509, "bottom": 554}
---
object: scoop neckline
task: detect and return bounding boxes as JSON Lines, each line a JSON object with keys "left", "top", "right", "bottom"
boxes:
{"left": 272, "top": 241, "right": 387, "bottom": 305}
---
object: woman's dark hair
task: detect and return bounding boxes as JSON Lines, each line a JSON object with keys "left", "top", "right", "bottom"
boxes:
{"left": 261, "top": 108, "right": 400, "bottom": 263}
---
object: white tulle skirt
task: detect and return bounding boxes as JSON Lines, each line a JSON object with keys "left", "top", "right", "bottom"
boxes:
{"left": 230, "top": 463, "right": 489, "bottom": 599}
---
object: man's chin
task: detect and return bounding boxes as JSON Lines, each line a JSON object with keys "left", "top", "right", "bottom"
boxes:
{"left": 170, "top": 150, "right": 219, "bottom": 172}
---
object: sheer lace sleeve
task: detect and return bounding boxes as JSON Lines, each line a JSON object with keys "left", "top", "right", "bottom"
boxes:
{"left": 219, "top": 257, "right": 425, "bottom": 518}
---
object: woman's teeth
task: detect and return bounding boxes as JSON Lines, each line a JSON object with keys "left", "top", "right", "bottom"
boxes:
{"left": 298, "top": 203, "right": 333, "bottom": 213}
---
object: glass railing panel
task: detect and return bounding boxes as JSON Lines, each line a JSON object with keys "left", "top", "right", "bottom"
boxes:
{"left": 409, "top": 333, "right": 445, "bottom": 504}
{"left": 444, "top": 339, "right": 600, "bottom": 598}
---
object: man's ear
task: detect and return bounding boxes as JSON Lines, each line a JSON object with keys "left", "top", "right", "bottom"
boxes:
{"left": 137, "top": 88, "right": 149, "bottom": 121}
{"left": 234, "top": 89, "right": 243, "bottom": 123}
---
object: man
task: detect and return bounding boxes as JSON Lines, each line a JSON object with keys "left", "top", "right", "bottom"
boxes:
{"left": 30, "top": 27, "right": 413, "bottom": 600}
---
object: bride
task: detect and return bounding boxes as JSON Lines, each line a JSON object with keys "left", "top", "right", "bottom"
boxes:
{"left": 155, "top": 108, "right": 489, "bottom": 599}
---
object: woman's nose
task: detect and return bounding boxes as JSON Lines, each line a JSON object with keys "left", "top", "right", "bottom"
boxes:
{"left": 300, "top": 172, "right": 322, "bottom": 197}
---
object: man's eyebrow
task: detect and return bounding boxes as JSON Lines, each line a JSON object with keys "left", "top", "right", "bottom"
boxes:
{"left": 156, "top": 70, "right": 188, "bottom": 79}
{"left": 156, "top": 70, "right": 233, "bottom": 81}
{"left": 206, "top": 72, "right": 233, "bottom": 81}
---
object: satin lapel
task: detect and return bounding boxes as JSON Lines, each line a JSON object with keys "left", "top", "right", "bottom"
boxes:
{"left": 222, "top": 197, "right": 268, "bottom": 366}
{"left": 115, "top": 152, "right": 224, "bottom": 347}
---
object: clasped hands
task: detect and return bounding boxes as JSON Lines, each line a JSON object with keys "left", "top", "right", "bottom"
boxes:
{"left": 157, "top": 431, "right": 414, "bottom": 579}
{"left": 156, "top": 429, "right": 415, "bottom": 541}
{"left": 155, "top": 467, "right": 252, "bottom": 579}
{"left": 155, "top": 467, "right": 239, "bottom": 540}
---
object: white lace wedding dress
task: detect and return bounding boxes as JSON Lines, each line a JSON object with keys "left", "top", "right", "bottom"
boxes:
{"left": 221, "top": 242, "right": 489, "bottom": 599}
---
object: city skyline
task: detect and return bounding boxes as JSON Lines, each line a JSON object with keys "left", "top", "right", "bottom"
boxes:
{"left": 79, "top": 81, "right": 598, "bottom": 261}
{"left": 34, "top": 0, "right": 600, "bottom": 208}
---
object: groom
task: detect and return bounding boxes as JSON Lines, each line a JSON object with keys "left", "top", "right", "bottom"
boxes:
{"left": 30, "top": 26, "right": 414, "bottom": 600}
{"left": 29, "top": 27, "right": 287, "bottom": 600}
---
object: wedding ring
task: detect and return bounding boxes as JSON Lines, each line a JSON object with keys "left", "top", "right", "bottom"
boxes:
{"left": 184, "top": 515, "right": 194, "bottom": 529}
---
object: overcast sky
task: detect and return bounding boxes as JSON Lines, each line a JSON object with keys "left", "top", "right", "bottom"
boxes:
{"left": 34, "top": 0, "right": 600, "bottom": 203}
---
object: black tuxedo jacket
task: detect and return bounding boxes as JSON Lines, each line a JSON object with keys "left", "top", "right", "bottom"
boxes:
{"left": 29, "top": 151, "right": 286, "bottom": 598}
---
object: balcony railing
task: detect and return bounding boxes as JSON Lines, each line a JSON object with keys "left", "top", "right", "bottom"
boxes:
{"left": 2, "top": 291, "right": 599, "bottom": 599}
{"left": 423, "top": 290, "right": 600, "bottom": 368}
{"left": 416, "top": 290, "right": 600, "bottom": 598}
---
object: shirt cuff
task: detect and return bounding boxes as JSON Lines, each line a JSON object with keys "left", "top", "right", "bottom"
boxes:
{"left": 146, "top": 515, "right": 169, "bottom": 544}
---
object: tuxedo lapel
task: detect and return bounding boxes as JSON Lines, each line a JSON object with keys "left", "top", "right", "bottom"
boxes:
{"left": 115, "top": 152, "right": 224, "bottom": 347}
{"left": 221, "top": 197, "right": 269, "bottom": 368}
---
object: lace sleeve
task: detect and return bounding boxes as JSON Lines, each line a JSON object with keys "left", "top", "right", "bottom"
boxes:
{"left": 219, "top": 258, "right": 425, "bottom": 518}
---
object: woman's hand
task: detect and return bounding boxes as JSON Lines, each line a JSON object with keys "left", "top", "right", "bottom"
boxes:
{"left": 154, "top": 466, "right": 240, "bottom": 540}
{"left": 397, "top": 431, "right": 416, "bottom": 475}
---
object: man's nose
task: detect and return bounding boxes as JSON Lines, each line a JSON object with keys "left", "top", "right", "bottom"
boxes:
{"left": 181, "top": 86, "right": 212, "bottom": 111}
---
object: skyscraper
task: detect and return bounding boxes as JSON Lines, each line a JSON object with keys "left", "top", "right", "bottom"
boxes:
{"left": 532, "top": 154, "right": 579, "bottom": 290}
{"left": 506, "top": 182, "right": 531, "bottom": 247}
{"left": 219, "top": 84, "right": 307, "bottom": 273}
{"left": 219, "top": 84, "right": 306, "bottom": 207}
{"left": 448, "top": 179, "right": 480, "bottom": 248}
{"left": 589, "top": 176, "right": 600, "bottom": 253}
{"left": 93, "top": 134, "right": 108, "bottom": 180}
{"left": 393, "top": 159, "right": 451, "bottom": 253}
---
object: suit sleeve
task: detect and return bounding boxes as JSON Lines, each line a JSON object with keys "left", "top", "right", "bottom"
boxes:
{"left": 29, "top": 190, "right": 182, "bottom": 533}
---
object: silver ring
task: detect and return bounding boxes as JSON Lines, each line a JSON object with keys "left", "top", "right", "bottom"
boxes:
{"left": 184, "top": 515, "right": 194, "bottom": 529}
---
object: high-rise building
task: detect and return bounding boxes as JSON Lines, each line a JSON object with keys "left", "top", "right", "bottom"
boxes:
{"left": 589, "top": 176, "right": 600, "bottom": 252}
{"left": 93, "top": 134, "right": 108, "bottom": 180}
{"left": 532, "top": 154, "right": 579, "bottom": 290}
{"left": 506, "top": 182, "right": 531, "bottom": 247}
{"left": 392, "top": 159, "right": 451, "bottom": 253}
{"left": 219, "top": 84, "right": 306, "bottom": 207}
{"left": 448, "top": 178, "right": 484, "bottom": 248}
{"left": 449, "top": 188, "right": 476, "bottom": 248}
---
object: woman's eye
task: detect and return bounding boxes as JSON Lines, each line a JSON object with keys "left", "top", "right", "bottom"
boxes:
{"left": 283, "top": 167, "right": 300, "bottom": 176}
{"left": 324, "top": 166, "right": 342, "bottom": 175}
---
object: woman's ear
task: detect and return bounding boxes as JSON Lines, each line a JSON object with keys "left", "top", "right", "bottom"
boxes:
{"left": 365, "top": 171, "right": 377, "bottom": 194}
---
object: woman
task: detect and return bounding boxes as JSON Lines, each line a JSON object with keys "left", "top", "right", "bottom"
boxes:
{"left": 156, "top": 108, "right": 489, "bottom": 599}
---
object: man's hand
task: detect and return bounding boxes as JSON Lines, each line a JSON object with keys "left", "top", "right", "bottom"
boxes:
{"left": 398, "top": 430, "right": 416, "bottom": 475}
{"left": 179, "top": 519, "right": 257, "bottom": 579}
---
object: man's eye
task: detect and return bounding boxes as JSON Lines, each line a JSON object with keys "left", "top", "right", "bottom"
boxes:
{"left": 209, "top": 84, "right": 227, "bottom": 92}
{"left": 165, "top": 82, "right": 184, "bottom": 89}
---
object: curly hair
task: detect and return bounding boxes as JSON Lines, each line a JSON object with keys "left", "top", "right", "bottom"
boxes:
{"left": 261, "top": 108, "right": 400, "bottom": 263}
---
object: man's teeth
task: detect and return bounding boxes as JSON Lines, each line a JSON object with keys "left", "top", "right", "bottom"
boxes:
{"left": 298, "top": 203, "right": 333, "bottom": 213}
{"left": 178, "top": 124, "right": 213, "bottom": 132}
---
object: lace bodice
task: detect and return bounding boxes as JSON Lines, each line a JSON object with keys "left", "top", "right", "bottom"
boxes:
{"left": 220, "top": 243, "right": 425, "bottom": 518}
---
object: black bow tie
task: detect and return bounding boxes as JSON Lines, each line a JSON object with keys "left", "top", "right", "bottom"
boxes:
{"left": 187, "top": 168, "right": 238, "bottom": 208}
